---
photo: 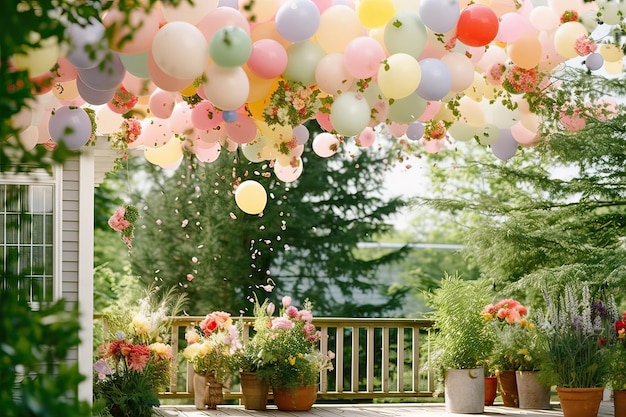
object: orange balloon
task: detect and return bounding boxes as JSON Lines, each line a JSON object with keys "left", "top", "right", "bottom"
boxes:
{"left": 456, "top": 5, "right": 499, "bottom": 47}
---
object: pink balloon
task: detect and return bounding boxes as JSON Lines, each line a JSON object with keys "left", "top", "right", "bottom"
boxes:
{"left": 139, "top": 117, "right": 171, "bottom": 147}
{"left": 147, "top": 52, "right": 194, "bottom": 92}
{"left": 148, "top": 89, "right": 177, "bottom": 119}
{"left": 423, "top": 138, "right": 446, "bottom": 153}
{"left": 312, "top": 0, "right": 333, "bottom": 13}
{"left": 169, "top": 101, "right": 194, "bottom": 134}
{"left": 344, "top": 37, "right": 386, "bottom": 79}
{"left": 495, "top": 12, "right": 528, "bottom": 43}
{"left": 224, "top": 113, "right": 257, "bottom": 144}
{"left": 356, "top": 126, "right": 375, "bottom": 147}
{"left": 103, "top": 8, "right": 162, "bottom": 54}
{"left": 194, "top": 140, "right": 221, "bottom": 162}
{"left": 315, "top": 111, "right": 334, "bottom": 132}
{"left": 122, "top": 71, "right": 155, "bottom": 97}
{"left": 54, "top": 58, "right": 78, "bottom": 82}
{"left": 191, "top": 101, "right": 223, "bottom": 130}
{"left": 388, "top": 122, "right": 408, "bottom": 138}
{"left": 418, "top": 101, "right": 441, "bottom": 122}
{"left": 510, "top": 120, "right": 538, "bottom": 145}
{"left": 197, "top": 7, "right": 250, "bottom": 42}
{"left": 247, "top": 39, "right": 288, "bottom": 79}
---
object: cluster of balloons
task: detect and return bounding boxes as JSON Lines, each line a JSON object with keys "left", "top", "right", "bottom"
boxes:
{"left": 9, "top": 0, "right": 625, "bottom": 214}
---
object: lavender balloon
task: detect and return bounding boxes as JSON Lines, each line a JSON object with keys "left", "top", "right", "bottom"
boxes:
{"left": 66, "top": 17, "right": 108, "bottom": 69}
{"left": 76, "top": 77, "right": 116, "bottom": 105}
{"left": 417, "top": 58, "right": 452, "bottom": 101}
{"left": 419, "top": 0, "right": 460, "bottom": 34}
{"left": 275, "top": 0, "right": 320, "bottom": 42}
{"left": 77, "top": 53, "right": 125, "bottom": 91}
{"left": 491, "top": 129, "right": 518, "bottom": 161}
{"left": 406, "top": 122, "right": 425, "bottom": 141}
{"left": 48, "top": 106, "right": 92, "bottom": 149}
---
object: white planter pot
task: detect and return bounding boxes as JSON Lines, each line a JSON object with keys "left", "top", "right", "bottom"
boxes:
{"left": 444, "top": 367, "right": 485, "bottom": 414}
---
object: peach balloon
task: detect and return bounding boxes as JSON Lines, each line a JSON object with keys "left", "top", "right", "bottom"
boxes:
{"left": 508, "top": 35, "right": 542, "bottom": 69}
{"left": 316, "top": 5, "right": 364, "bottom": 53}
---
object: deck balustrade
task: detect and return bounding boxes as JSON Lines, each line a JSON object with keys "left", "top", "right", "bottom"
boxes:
{"left": 153, "top": 316, "right": 436, "bottom": 401}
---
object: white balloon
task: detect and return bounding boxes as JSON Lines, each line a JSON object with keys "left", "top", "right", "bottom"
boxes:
{"left": 152, "top": 22, "right": 209, "bottom": 80}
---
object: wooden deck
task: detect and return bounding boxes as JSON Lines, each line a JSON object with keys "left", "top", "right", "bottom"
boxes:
{"left": 156, "top": 401, "right": 614, "bottom": 417}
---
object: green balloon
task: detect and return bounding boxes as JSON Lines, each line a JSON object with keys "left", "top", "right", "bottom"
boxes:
{"left": 119, "top": 51, "right": 150, "bottom": 79}
{"left": 387, "top": 94, "right": 427, "bottom": 124}
{"left": 283, "top": 41, "right": 325, "bottom": 86}
{"left": 384, "top": 11, "right": 427, "bottom": 59}
{"left": 209, "top": 26, "right": 252, "bottom": 68}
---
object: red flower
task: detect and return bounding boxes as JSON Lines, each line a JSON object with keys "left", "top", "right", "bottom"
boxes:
{"left": 127, "top": 344, "right": 151, "bottom": 372}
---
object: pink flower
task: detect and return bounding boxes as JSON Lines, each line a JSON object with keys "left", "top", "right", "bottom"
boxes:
{"left": 486, "top": 63, "right": 506, "bottom": 85}
{"left": 271, "top": 316, "right": 295, "bottom": 331}
{"left": 285, "top": 306, "right": 299, "bottom": 319}
{"left": 186, "top": 274, "right": 194, "bottom": 282}
{"left": 127, "top": 344, "right": 151, "bottom": 372}
{"left": 108, "top": 207, "right": 130, "bottom": 232}
{"left": 574, "top": 35, "right": 597, "bottom": 56}
{"left": 282, "top": 296, "right": 292, "bottom": 307}
{"left": 298, "top": 309, "right": 313, "bottom": 323}
{"left": 267, "top": 302, "right": 276, "bottom": 316}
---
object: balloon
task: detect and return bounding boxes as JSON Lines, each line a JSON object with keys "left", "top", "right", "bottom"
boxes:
{"left": 448, "top": 122, "right": 482, "bottom": 142}
{"left": 234, "top": 180, "right": 267, "bottom": 215}
{"left": 103, "top": 7, "right": 162, "bottom": 54}
{"left": 440, "top": 52, "right": 474, "bottom": 92}
{"left": 357, "top": 0, "right": 396, "bottom": 29}
{"left": 202, "top": 65, "right": 250, "bottom": 110}
{"left": 223, "top": 111, "right": 238, "bottom": 123}
{"left": 312, "top": 132, "right": 340, "bottom": 158}
{"left": 138, "top": 117, "right": 171, "bottom": 147}
{"left": 224, "top": 113, "right": 257, "bottom": 144}
{"left": 495, "top": 12, "right": 528, "bottom": 44}
{"left": 209, "top": 26, "right": 253, "bottom": 68}
{"left": 315, "top": 5, "right": 364, "bottom": 54}
{"left": 585, "top": 53, "right": 604, "bottom": 71}
{"left": 120, "top": 52, "right": 150, "bottom": 79}
{"left": 148, "top": 89, "right": 176, "bottom": 119}
{"left": 476, "top": 124, "right": 500, "bottom": 146}
{"left": 152, "top": 22, "right": 209, "bottom": 80}
{"left": 48, "top": 106, "right": 92, "bottom": 149}
{"left": 344, "top": 37, "right": 386, "bottom": 79}
{"left": 456, "top": 5, "right": 499, "bottom": 47}
{"left": 529, "top": 6, "right": 559, "bottom": 31}
{"left": 147, "top": 52, "right": 194, "bottom": 92}
{"left": 65, "top": 17, "right": 107, "bottom": 69}
{"left": 191, "top": 101, "right": 223, "bottom": 130}
{"left": 76, "top": 77, "right": 116, "bottom": 105}
{"left": 419, "top": 0, "right": 460, "bottom": 33}
{"left": 377, "top": 53, "right": 421, "bottom": 100}
{"left": 274, "top": 158, "right": 304, "bottom": 182}
{"left": 598, "top": 43, "right": 623, "bottom": 63}
{"left": 169, "top": 101, "right": 194, "bottom": 134}
{"left": 197, "top": 6, "right": 250, "bottom": 42}
{"left": 491, "top": 129, "right": 518, "bottom": 160}
{"left": 247, "top": 39, "right": 288, "bottom": 79}
{"left": 553, "top": 21, "right": 587, "bottom": 59}
{"left": 275, "top": 0, "right": 321, "bottom": 42}
{"left": 53, "top": 58, "right": 78, "bottom": 82}
{"left": 405, "top": 122, "right": 425, "bottom": 141}
{"left": 387, "top": 93, "right": 427, "bottom": 124}
{"left": 508, "top": 35, "right": 542, "bottom": 69}
{"left": 356, "top": 126, "right": 376, "bottom": 147}
{"left": 315, "top": 53, "right": 353, "bottom": 95}
{"left": 329, "top": 92, "right": 370, "bottom": 137}
{"left": 144, "top": 136, "right": 183, "bottom": 166}
{"left": 283, "top": 41, "right": 326, "bottom": 86}
{"left": 416, "top": 58, "right": 452, "bottom": 101}
{"left": 77, "top": 53, "right": 125, "bottom": 92}
{"left": 161, "top": 0, "right": 218, "bottom": 24}
{"left": 13, "top": 36, "right": 60, "bottom": 78}
{"left": 96, "top": 106, "right": 125, "bottom": 135}
{"left": 293, "top": 124, "right": 310, "bottom": 145}
{"left": 383, "top": 11, "right": 427, "bottom": 58}
{"left": 53, "top": 80, "right": 80, "bottom": 102}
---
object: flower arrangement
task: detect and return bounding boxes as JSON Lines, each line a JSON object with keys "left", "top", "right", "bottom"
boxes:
{"left": 252, "top": 295, "right": 334, "bottom": 390}
{"left": 482, "top": 298, "right": 546, "bottom": 372}
{"left": 183, "top": 311, "right": 241, "bottom": 383}
{"left": 93, "top": 286, "right": 187, "bottom": 417}
{"left": 108, "top": 117, "right": 142, "bottom": 173}
{"left": 536, "top": 282, "right": 618, "bottom": 388}
{"left": 607, "top": 311, "right": 626, "bottom": 391}
{"left": 263, "top": 80, "right": 322, "bottom": 127}
{"left": 502, "top": 65, "right": 539, "bottom": 94}
{"left": 108, "top": 203, "right": 139, "bottom": 251}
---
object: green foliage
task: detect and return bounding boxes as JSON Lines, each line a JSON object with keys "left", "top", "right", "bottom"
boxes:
{"left": 0, "top": 285, "right": 92, "bottom": 417}
{"left": 425, "top": 274, "right": 494, "bottom": 391}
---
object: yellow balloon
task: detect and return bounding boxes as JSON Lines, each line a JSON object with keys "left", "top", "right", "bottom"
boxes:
{"left": 377, "top": 53, "right": 421, "bottom": 100}
{"left": 603, "top": 59, "right": 623, "bottom": 75}
{"left": 235, "top": 180, "right": 267, "bottom": 215}
{"left": 53, "top": 80, "right": 79, "bottom": 101}
{"left": 244, "top": 66, "right": 276, "bottom": 102}
{"left": 13, "top": 36, "right": 60, "bottom": 78}
{"left": 357, "top": 0, "right": 396, "bottom": 29}
{"left": 553, "top": 21, "right": 587, "bottom": 59}
{"left": 463, "top": 72, "right": 486, "bottom": 102}
{"left": 315, "top": 5, "right": 364, "bottom": 54}
{"left": 144, "top": 136, "right": 183, "bottom": 166}
{"left": 598, "top": 43, "right": 623, "bottom": 63}
{"left": 180, "top": 83, "right": 197, "bottom": 97}
{"left": 257, "top": 120, "right": 292, "bottom": 143}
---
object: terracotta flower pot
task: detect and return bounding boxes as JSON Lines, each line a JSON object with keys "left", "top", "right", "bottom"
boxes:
{"left": 240, "top": 372, "right": 269, "bottom": 411}
{"left": 498, "top": 370, "right": 519, "bottom": 407}
{"left": 485, "top": 376, "right": 498, "bottom": 406}
{"left": 557, "top": 386, "right": 604, "bottom": 417}
{"left": 615, "top": 390, "right": 626, "bottom": 417}
{"left": 272, "top": 385, "right": 317, "bottom": 411}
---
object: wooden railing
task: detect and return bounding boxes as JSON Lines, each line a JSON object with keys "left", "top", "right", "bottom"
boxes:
{"left": 158, "top": 316, "right": 436, "bottom": 401}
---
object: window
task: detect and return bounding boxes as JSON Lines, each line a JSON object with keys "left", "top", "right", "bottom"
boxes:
{"left": 0, "top": 183, "right": 55, "bottom": 307}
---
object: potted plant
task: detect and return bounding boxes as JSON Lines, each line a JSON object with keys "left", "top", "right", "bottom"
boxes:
{"left": 253, "top": 296, "right": 334, "bottom": 411}
{"left": 183, "top": 311, "right": 241, "bottom": 409}
{"left": 607, "top": 311, "right": 626, "bottom": 417}
{"left": 482, "top": 298, "right": 551, "bottom": 409}
{"left": 536, "top": 282, "right": 618, "bottom": 417}
{"left": 426, "top": 274, "right": 495, "bottom": 414}
{"left": 93, "top": 286, "right": 186, "bottom": 417}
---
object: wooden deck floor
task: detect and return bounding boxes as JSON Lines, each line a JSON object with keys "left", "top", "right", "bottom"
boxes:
{"left": 156, "top": 401, "right": 614, "bottom": 417}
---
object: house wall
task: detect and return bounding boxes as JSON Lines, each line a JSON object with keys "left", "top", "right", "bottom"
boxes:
{"left": 61, "top": 154, "right": 95, "bottom": 402}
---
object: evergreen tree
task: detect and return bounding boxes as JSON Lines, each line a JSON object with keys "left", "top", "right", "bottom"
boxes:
{"left": 128, "top": 124, "right": 410, "bottom": 316}
{"left": 414, "top": 68, "right": 626, "bottom": 302}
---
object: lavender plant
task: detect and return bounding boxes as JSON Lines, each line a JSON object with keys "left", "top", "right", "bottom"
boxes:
{"left": 536, "top": 282, "right": 618, "bottom": 388}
